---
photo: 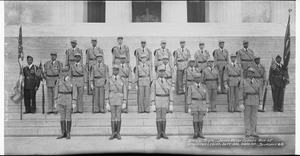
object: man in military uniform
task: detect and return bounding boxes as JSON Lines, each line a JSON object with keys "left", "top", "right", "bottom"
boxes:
{"left": 187, "top": 73, "right": 209, "bottom": 139}
{"left": 119, "top": 55, "right": 132, "bottom": 113}
{"left": 194, "top": 41, "right": 210, "bottom": 73}
{"left": 90, "top": 53, "right": 109, "bottom": 113}
{"left": 54, "top": 67, "right": 77, "bottom": 140}
{"left": 65, "top": 40, "right": 83, "bottom": 69}
{"left": 173, "top": 39, "right": 191, "bottom": 95}
{"left": 44, "top": 52, "right": 63, "bottom": 114}
{"left": 238, "top": 67, "right": 263, "bottom": 138}
{"left": 134, "top": 39, "right": 152, "bottom": 66}
{"left": 160, "top": 55, "right": 175, "bottom": 90}
{"left": 86, "top": 38, "right": 105, "bottom": 95}
{"left": 112, "top": 37, "right": 130, "bottom": 65}
{"left": 134, "top": 54, "right": 152, "bottom": 113}
{"left": 249, "top": 55, "right": 267, "bottom": 112}
{"left": 150, "top": 66, "right": 174, "bottom": 140}
{"left": 22, "top": 55, "right": 41, "bottom": 114}
{"left": 69, "top": 53, "right": 87, "bottom": 114}
{"left": 223, "top": 54, "right": 242, "bottom": 113}
{"left": 154, "top": 40, "right": 172, "bottom": 71}
{"left": 236, "top": 40, "right": 255, "bottom": 78}
{"left": 213, "top": 40, "right": 229, "bottom": 94}
{"left": 201, "top": 58, "right": 221, "bottom": 112}
{"left": 269, "top": 55, "right": 289, "bottom": 112}
{"left": 183, "top": 59, "right": 199, "bottom": 113}
{"left": 105, "top": 65, "right": 127, "bottom": 140}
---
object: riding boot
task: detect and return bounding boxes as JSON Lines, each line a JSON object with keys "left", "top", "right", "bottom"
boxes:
{"left": 156, "top": 121, "right": 161, "bottom": 140}
{"left": 193, "top": 122, "right": 198, "bottom": 139}
{"left": 109, "top": 121, "right": 116, "bottom": 140}
{"left": 198, "top": 121, "right": 205, "bottom": 139}
{"left": 161, "top": 120, "right": 169, "bottom": 139}
{"left": 116, "top": 120, "right": 122, "bottom": 140}
{"left": 57, "top": 121, "right": 66, "bottom": 139}
{"left": 66, "top": 121, "right": 72, "bottom": 140}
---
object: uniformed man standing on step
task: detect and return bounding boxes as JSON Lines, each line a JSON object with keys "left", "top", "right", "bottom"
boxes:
{"left": 69, "top": 53, "right": 87, "bottom": 114}
{"left": 154, "top": 40, "right": 172, "bottom": 71}
{"left": 236, "top": 40, "right": 255, "bottom": 78}
{"left": 269, "top": 55, "right": 289, "bottom": 112}
{"left": 150, "top": 66, "right": 174, "bottom": 140}
{"left": 119, "top": 55, "right": 132, "bottom": 113}
{"left": 194, "top": 41, "right": 210, "bottom": 73}
{"left": 187, "top": 73, "right": 209, "bottom": 139}
{"left": 22, "top": 55, "right": 41, "bottom": 114}
{"left": 223, "top": 54, "right": 242, "bottom": 113}
{"left": 134, "top": 54, "right": 152, "bottom": 113}
{"left": 65, "top": 40, "right": 83, "bottom": 69}
{"left": 160, "top": 55, "right": 175, "bottom": 91}
{"left": 90, "top": 53, "right": 109, "bottom": 113}
{"left": 213, "top": 40, "right": 229, "bottom": 94}
{"left": 86, "top": 38, "right": 104, "bottom": 95}
{"left": 173, "top": 39, "right": 191, "bottom": 95}
{"left": 249, "top": 55, "right": 266, "bottom": 112}
{"left": 201, "top": 58, "right": 221, "bottom": 112}
{"left": 105, "top": 65, "right": 127, "bottom": 140}
{"left": 134, "top": 39, "right": 152, "bottom": 66}
{"left": 44, "top": 52, "right": 63, "bottom": 114}
{"left": 54, "top": 67, "right": 77, "bottom": 140}
{"left": 112, "top": 37, "right": 130, "bottom": 65}
{"left": 238, "top": 67, "right": 263, "bottom": 138}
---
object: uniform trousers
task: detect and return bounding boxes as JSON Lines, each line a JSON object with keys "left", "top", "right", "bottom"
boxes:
{"left": 272, "top": 86, "right": 284, "bottom": 110}
{"left": 138, "top": 86, "right": 150, "bottom": 112}
{"left": 176, "top": 70, "right": 184, "bottom": 94}
{"left": 24, "top": 89, "right": 36, "bottom": 113}
{"left": 228, "top": 86, "right": 239, "bottom": 110}
{"left": 244, "top": 105, "right": 258, "bottom": 135}
{"left": 76, "top": 86, "right": 84, "bottom": 112}
{"left": 59, "top": 104, "right": 72, "bottom": 121}
{"left": 207, "top": 89, "right": 217, "bottom": 110}
{"left": 156, "top": 108, "right": 167, "bottom": 121}
{"left": 93, "top": 87, "right": 105, "bottom": 112}
{"left": 47, "top": 87, "right": 56, "bottom": 112}
{"left": 192, "top": 111, "right": 205, "bottom": 122}
{"left": 111, "top": 105, "right": 122, "bottom": 121}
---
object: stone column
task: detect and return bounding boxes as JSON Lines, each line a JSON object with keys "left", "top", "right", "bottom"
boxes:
{"left": 106, "top": 1, "right": 132, "bottom": 23}
{"left": 208, "top": 1, "right": 242, "bottom": 23}
{"left": 161, "top": 1, "right": 187, "bottom": 23}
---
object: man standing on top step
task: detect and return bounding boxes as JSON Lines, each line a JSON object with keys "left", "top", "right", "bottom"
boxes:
{"left": 150, "top": 66, "right": 174, "bottom": 140}
{"left": 194, "top": 41, "right": 210, "bottom": 73}
{"left": 54, "top": 67, "right": 77, "bottom": 140}
{"left": 112, "top": 37, "right": 130, "bottom": 65}
{"left": 187, "top": 73, "right": 209, "bottom": 139}
{"left": 173, "top": 39, "right": 191, "bottom": 95}
{"left": 118, "top": 55, "right": 132, "bottom": 114}
{"left": 154, "top": 40, "right": 172, "bottom": 71}
{"left": 105, "top": 65, "right": 127, "bottom": 140}
{"left": 236, "top": 40, "right": 255, "bottom": 78}
{"left": 44, "top": 52, "right": 63, "bottom": 114}
{"left": 213, "top": 40, "right": 229, "bottom": 94}
{"left": 65, "top": 40, "right": 83, "bottom": 69}
{"left": 134, "top": 39, "right": 152, "bottom": 68}
{"left": 238, "top": 67, "right": 263, "bottom": 138}
{"left": 159, "top": 55, "right": 175, "bottom": 92}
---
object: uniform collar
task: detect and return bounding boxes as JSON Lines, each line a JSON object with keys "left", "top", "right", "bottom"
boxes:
{"left": 219, "top": 48, "right": 223, "bottom": 51}
{"left": 28, "top": 64, "right": 33, "bottom": 69}
{"left": 244, "top": 48, "right": 248, "bottom": 51}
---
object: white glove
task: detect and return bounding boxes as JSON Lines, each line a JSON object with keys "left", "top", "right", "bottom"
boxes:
{"left": 54, "top": 102, "right": 57, "bottom": 109}
{"left": 128, "top": 85, "right": 132, "bottom": 90}
{"left": 169, "top": 105, "right": 173, "bottom": 112}
{"left": 72, "top": 104, "right": 76, "bottom": 109}
{"left": 206, "top": 108, "right": 209, "bottom": 112}
{"left": 152, "top": 105, "right": 156, "bottom": 112}
{"left": 171, "top": 87, "right": 175, "bottom": 91}
{"left": 91, "top": 84, "right": 94, "bottom": 90}
{"left": 136, "top": 86, "right": 138, "bottom": 90}
{"left": 188, "top": 108, "right": 191, "bottom": 114}
{"left": 84, "top": 85, "right": 87, "bottom": 90}
{"left": 106, "top": 103, "right": 110, "bottom": 111}
{"left": 225, "top": 85, "right": 229, "bottom": 90}
{"left": 217, "top": 86, "right": 221, "bottom": 92}
{"left": 239, "top": 104, "right": 245, "bottom": 110}
{"left": 122, "top": 103, "right": 126, "bottom": 109}
{"left": 258, "top": 105, "right": 263, "bottom": 111}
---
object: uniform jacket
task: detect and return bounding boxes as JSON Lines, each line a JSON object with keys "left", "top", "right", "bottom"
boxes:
{"left": 69, "top": 62, "right": 87, "bottom": 87}
{"left": 173, "top": 47, "right": 191, "bottom": 70}
{"left": 44, "top": 60, "right": 63, "bottom": 87}
{"left": 223, "top": 62, "right": 242, "bottom": 87}
{"left": 105, "top": 75, "right": 127, "bottom": 106}
{"left": 136, "top": 62, "right": 152, "bottom": 87}
{"left": 86, "top": 46, "right": 104, "bottom": 69}
{"left": 187, "top": 82, "right": 209, "bottom": 111}
{"left": 23, "top": 64, "right": 41, "bottom": 90}
{"left": 65, "top": 47, "right": 83, "bottom": 67}
{"left": 183, "top": 66, "right": 199, "bottom": 82}
{"left": 134, "top": 47, "right": 152, "bottom": 66}
{"left": 269, "top": 63, "right": 289, "bottom": 87}
{"left": 160, "top": 63, "right": 175, "bottom": 88}
{"left": 150, "top": 78, "right": 174, "bottom": 109}
{"left": 238, "top": 78, "right": 262, "bottom": 106}
{"left": 118, "top": 62, "right": 132, "bottom": 86}
{"left": 154, "top": 48, "right": 172, "bottom": 67}
{"left": 112, "top": 45, "right": 130, "bottom": 64}
{"left": 236, "top": 48, "right": 254, "bottom": 69}
{"left": 213, "top": 48, "right": 229, "bottom": 70}
{"left": 89, "top": 62, "right": 109, "bottom": 87}
{"left": 194, "top": 49, "right": 210, "bottom": 67}
{"left": 249, "top": 62, "right": 266, "bottom": 86}
{"left": 201, "top": 66, "right": 220, "bottom": 89}
{"left": 54, "top": 76, "right": 77, "bottom": 106}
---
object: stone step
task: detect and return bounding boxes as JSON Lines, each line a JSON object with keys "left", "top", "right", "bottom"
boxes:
{"left": 4, "top": 125, "right": 295, "bottom": 136}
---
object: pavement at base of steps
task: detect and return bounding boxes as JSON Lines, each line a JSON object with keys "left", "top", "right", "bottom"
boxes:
{"left": 5, "top": 134, "right": 295, "bottom": 155}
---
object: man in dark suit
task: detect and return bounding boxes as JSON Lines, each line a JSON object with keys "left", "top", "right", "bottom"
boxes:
{"left": 269, "top": 55, "right": 289, "bottom": 112}
{"left": 22, "top": 55, "right": 42, "bottom": 114}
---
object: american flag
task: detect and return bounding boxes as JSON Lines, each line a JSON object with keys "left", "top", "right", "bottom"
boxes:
{"left": 283, "top": 10, "right": 291, "bottom": 68}
{"left": 18, "top": 26, "right": 24, "bottom": 61}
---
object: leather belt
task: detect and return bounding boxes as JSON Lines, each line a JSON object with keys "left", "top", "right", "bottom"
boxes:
{"left": 254, "top": 76, "right": 263, "bottom": 78}
{"left": 229, "top": 75, "right": 240, "bottom": 77}
{"left": 246, "top": 93, "right": 258, "bottom": 95}
{"left": 165, "top": 77, "right": 172, "bottom": 79}
{"left": 187, "top": 80, "right": 194, "bottom": 82}
{"left": 198, "top": 61, "right": 206, "bottom": 63}
{"left": 206, "top": 78, "right": 218, "bottom": 81}
{"left": 94, "top": 76, "right": 104, "bottom": 79}
{"left": 139, "top": 76, "right": 149, "bottom": 78}
{"left": 59, "top": 92, "right": 72, "bottom": 94}
{"left": 69, "top": 59, "right": 75, "bottom": 61}
{"left": 192, "top": 98, "right": 205, "bottom": 101}
{"left": 115, "top": 57, "right": 120, "bottom": 59}
{"left": 177, "top": 60, "right": 186, "bottom": 62}
{"left": 73, "top": 75, "right": 83, "bottom": 77}
{"left": 90, "top": 58, "right": 96, "bottom": 61}
{"left": 47, "top": 75, "right": 59, "bottom": 77}
{"left": 241, "top": 59, "right": 252, "bottom": 61}
{"left": 217, "top": 59, "right": 227, "bottom": 61}
{"left": 121, "top": 76, "right": 129, "bottom": 78}
{"left": 156, "top": 94, "right": 169, "bottom": 97}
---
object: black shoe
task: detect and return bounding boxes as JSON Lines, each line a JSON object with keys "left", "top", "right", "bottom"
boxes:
{"left": 278, "top": 109, "right": 283, "bottom": 112}
{"left": 47, "top": 111, "right": 53, "bottom": 114}
{"left": 274, "top": 110, "right": 278, "bottom": 112}
{"left": 53, "top": 111, "right": 58, "bottom": 114}
{"left": 23, "top": 112, "right": 30, "bottom": 114}
{"left": 93, "top": 111, "right": 100, "bottom": 114}
{"left": 245, "top": 135, "right": 250, "bottom": 138}
{"left": 123, "top": 109, "right": 128, "bottom": 114}
{"left": 31, "top": 112, "right": 35, "bottom": 114}
{"left": 57, "top": 121, "right": 66, "bottom": 139}
{"left": 251, "top": 134, "right": 259, "bottom": 138}
{"left": 234, "top": 110, "right": 242, "bottom": 112}
{"left": 78, "top": 111, "right": 83, "bottom": 114}
{"left": 145, "top": 111, "right": 150, "bottom": 113}
{"left": 258, "top": 110, "right": 265, "bottom": 112}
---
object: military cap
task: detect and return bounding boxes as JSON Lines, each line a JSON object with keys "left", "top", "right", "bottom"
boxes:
{"left": 91, "top": 38, "right": 97, "bottom": 41}
{"left": 141, "top": 39, "right": 146, "bottom": 43}
{"left": 199, "top": 41, "right": 205, "bottom": 45}
{"left": 243, "top": 40, "right": 249, "bottom": 44}
{"left": 157, "top": 65, "right": 166, "bottom": 71}
{"left": 207, "top": 57, "right": 214, "bottom": 62}
{"left": 27, "top": 55, "right": 33, "bottom": 60}
{"left": 180, "top": 39, "right": 185, "bottom": 43}
{"left": 194, "top": 73, "right": 201, "bottom": 78}
{"left": 188, "top": 59, "right": 195, "bottom": 62}
{"left": 161, "top": 40, "right": 166, "bottom": 44}
{"left": 218, "top": 40, "right": 225, "bottom": 44}
{"left": 254, "top": 55, "right": 260, "bottom": 59}
{"left": 230, "top": 53, "right": 236, "bottom": 57}
{"left": 140, "top": 54, "right": 147, "bottom": 58}
{"left": 74, "top": 52, "right": 81, "bottom": 57}
{"left": 247, "top": 67, "right": 255, "bottom": 73}
{"left": 117, "top": 37, "right": 123, "bottom": 40}
{"left": 120, "top": 55, "right": 127, "bottom": 59}
{"left": 61, "top": 67, "right": 69, "bottom": 72}
{"left": 113, "top": 64, "right": 119, "bottom": 70}
{"left": 276, "top": 55, "right": 282, "bottom": 59}
{"left": 162, "top": 55, "right": 169, "bottom": 60}
{"left": 70, "top": 40, "right": 77, "bottom": 43}
{"left": 50, "top": 51, "right": 57, "bottom": 55}
{"left": 96, "top": 53, "right": 103, "bottom": 57}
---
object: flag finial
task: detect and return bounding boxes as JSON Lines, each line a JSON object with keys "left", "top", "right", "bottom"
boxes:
{"left": 288, "top": 9, "right": 292, "bottom": 13}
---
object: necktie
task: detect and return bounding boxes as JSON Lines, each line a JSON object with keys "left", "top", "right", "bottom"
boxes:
{"left": 143, "top": 48, "right": 144, "bottom": 52}
{"left": 143, "top": 64, "right": 144, "bottom": 68}
{"left": 201, "top": 50, "right": 203, "bottom": 54}
{"left": 221, "top": 49, "right": 223, "bottom": 52}
{"left": 120, "top": 46, "right": 121, "bottom": 50}
{"left": 182, "top": 48, "right": 184, "bottom": 52}
{"left": 191, "top": 68, "right": 193, "bottom": 72}
{"left": 246, "top": 49, "right": 248, "bottom": 52}
{"left": 51, "top": 61, "right": 53, "bottom": 66}
{"left": 122, "top": 64, "right": 124, "bottom": 68}
{"left": 161, "top": 78, "right": 163, "bottom": 84}
{"left": 233, "top": 63, "right": 235, "bottom": 67}
{"left": 76, "top": 64, "right": 78, "bottom": 67}
{"left": 197, "top": 84, "right": 200, "bottom": 88}
{"left": 115, "top": 76, "right": 117, "bottom": 81}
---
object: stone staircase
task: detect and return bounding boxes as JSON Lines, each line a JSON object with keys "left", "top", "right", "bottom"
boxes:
{"left": 4, "top": 32, "right": 295, "bottom": 136}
